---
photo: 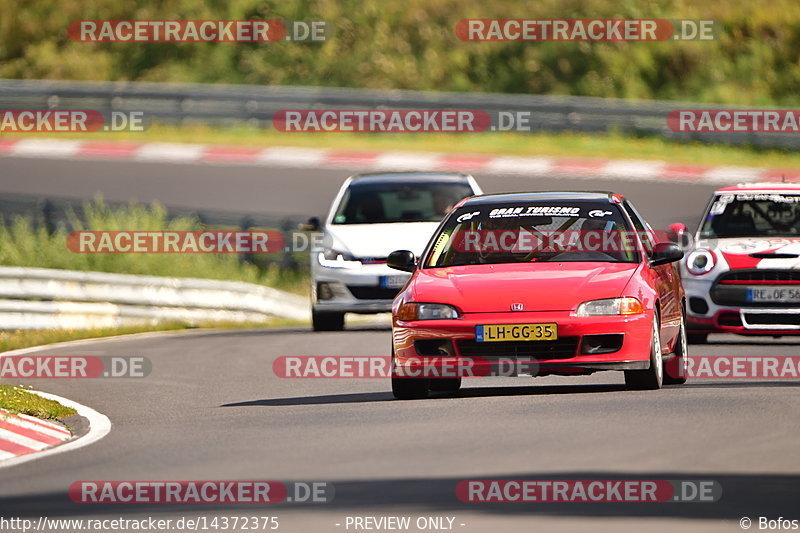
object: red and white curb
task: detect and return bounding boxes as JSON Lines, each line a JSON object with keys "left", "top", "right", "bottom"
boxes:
{"left": 1, "top": 138, "right": 797, "bottom": 184}
{"left": 0, "top": 409, "right": 71, "bottom": 459}
{"left": 0, "top": 384, "right": 110, "bottom": 469}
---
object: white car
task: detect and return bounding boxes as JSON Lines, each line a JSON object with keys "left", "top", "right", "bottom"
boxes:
{"left": 306, "top": 172, "right": 482, "bottom": 331}
{"left": 672, "top": 182, "right": 800, "bottom": 343}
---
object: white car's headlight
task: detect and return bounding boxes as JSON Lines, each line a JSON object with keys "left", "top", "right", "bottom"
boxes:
{"left": 318, "top": 248, "right": 361, "bottom": 268}
{"left": 575, "top": 297, "right": 644, "bottom": 316}
{"left": 397, "top": 302, "right": 460, "bottom": 321}
{"left": 685, "top": 248, "right": 716, "bottom": 276}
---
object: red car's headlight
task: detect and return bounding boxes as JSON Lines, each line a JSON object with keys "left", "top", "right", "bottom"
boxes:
{"left": 575, "top": 297, "right": 645, "bottom": 317}
{"left": 397, "top": 302, "right": 459, "bottom": 321}
{"left": 685, "top": 248, "right": 716, "bottom": 275}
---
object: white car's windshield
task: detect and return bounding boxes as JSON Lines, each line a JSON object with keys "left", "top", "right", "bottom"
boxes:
{"left": 332, "top": 182, "right": 473, "bottom": 224}
{"left": 700, "top": 193, "right": 800, "bottom": 238}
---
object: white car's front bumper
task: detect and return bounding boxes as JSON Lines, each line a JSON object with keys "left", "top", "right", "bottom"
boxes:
{"left": 310, "top": 255, "right": 411, "bottom": 314}
{"left": 683, "top": 276, "right": 800, "bottom": 333}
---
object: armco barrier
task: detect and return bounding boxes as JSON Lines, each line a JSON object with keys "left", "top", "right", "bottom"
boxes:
{"left": 0, "top": 78, "right": 796, "bottom": 149}
{"left": 0, "top": 266, "right": 309, "bottom": 329}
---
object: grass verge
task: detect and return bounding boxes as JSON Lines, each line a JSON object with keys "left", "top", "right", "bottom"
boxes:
{"left": 0, "top": 385, "right": 77, "bottom": 420}
{"left": 7, "top": 123, "right": 800, "bottom": 169}
{"left": 0, "top": 197, "right": 310, "bottom": 295}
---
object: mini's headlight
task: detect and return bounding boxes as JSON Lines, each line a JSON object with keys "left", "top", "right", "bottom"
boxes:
{"left": 397, "top": 302, "right": 460, "bottom": 321}
{"left": 318, "top": 248, "right": 360, "bottom": 268}
{"left": 685, "top": 249, "right": 716, "bottom": 276}
{"left": 575, "top": 297, "right": 644, "bottom": 317}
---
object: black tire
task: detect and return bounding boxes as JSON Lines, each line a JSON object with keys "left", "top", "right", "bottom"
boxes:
{"left": 687, "top": 332, "right": 708, "bottom": 344}
{"left": 392, "top": 376, "right": 429, "bottom": 399}
{"left": 430, "top": 378, "right": 461, "bottom": 393}
{"left": 391, "top": 348, "right": 429, "bottom": 400}
{"left": 625, "top": 313, "right": 664, "bottom": 390}
{"left": 664, "top": 313, "right": 688, "bottom": 385}
{"left": 312, "top": 311, "right": 344, "bottom": 331}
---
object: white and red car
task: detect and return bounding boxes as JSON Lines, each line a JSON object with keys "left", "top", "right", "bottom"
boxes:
{"left": 674, "top": 183, "right": 800, "bottom": 342}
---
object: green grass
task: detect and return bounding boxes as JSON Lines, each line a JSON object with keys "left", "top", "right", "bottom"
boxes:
{"left": 12, "top": 123, "right": 800, "bottom": 170}
{"left": 0, "top": 196, "right": 310, "bottom": 295}
{"left": 0, "top": 385, "right": 77, "bottom": 420}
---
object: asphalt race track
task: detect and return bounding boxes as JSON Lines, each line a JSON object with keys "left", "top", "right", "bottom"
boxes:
{"left": 0, "top": 157, "right": 713, "bottom": 227}
{"left": 1, "top": 156, "right": 799, "bottom": 532}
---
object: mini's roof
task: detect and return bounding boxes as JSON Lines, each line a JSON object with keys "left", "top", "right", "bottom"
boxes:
{"left": 462, "top": 191, "right": 620, "bottom": 205}
{"left": 716, "top": 182, "right": 800, "bottom": 193}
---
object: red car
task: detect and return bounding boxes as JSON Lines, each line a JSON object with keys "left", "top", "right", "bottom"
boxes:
{"left": 387, "top": 192, "right": 687, "bottom": 399}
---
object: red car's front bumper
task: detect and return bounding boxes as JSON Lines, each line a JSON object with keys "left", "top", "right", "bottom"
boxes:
{"left": 392, "top": 311, "right": 653, "bottom": 378}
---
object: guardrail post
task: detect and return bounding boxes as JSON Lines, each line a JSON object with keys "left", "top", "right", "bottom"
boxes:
{"left": 280, "top": 218, "right": 297, "bottom": 271}
{"left": 239, "top": 215, "right": 255, "bottom": 266}
{"left": 42, "top": 200, "right": 56, "bottom": 235}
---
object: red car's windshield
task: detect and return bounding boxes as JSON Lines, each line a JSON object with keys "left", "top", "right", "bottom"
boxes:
{"left": 424, "top": 202, "right": 640, "bottom": 267}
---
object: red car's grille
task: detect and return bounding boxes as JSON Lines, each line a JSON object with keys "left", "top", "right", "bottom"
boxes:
{"left": 457, "top": 337, "right": 579, "bottom": 359}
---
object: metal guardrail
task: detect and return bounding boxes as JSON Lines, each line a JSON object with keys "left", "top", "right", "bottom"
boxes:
{"left": 0, "top": 78, "right": 796, "bottom": 149}
{"left": 0, "top": 266, "right": 309, "bottom": 330}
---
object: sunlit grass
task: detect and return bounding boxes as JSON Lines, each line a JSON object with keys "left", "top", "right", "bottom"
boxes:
{"left": 0, "top": 196, "right": 310, "bottom": 295}
{"left": 0, "top": 385, "right": 77, "bottom": 420}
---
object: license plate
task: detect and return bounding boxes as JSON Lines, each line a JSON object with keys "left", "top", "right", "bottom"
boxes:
{"left": 476, "top": 323, "right": 558, "bottom": 342}
{"left": 747, "top": 287, "right": 800, "bottom": 303}
{"left": 380, "top": 275, "right": 408, "bottom": 289}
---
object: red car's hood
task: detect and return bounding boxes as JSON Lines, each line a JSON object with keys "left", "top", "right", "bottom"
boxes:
{"left": 411, "top": 262, "right": 640, "bottom": 313}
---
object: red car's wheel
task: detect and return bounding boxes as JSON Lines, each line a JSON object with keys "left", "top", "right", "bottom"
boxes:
{"left": 664, "top": 313, "right": 688, "bottom": 385}
{"left": 430, "top": 378, "right": 461, "bottom": 393}
{"left": 391, "top": 348, "right": 429, "bottom": 400}
{"left": 625, "top": 313, "right": 664, "bottom": 390}
{"left": 687, "top": 332, "right": 708, "bottom": 344}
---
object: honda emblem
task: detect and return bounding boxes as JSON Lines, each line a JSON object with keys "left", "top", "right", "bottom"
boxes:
{"left": 511, "top": 303, "right": 524, "bottom": 311}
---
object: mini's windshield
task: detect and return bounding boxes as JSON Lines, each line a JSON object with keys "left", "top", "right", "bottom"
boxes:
{"left": 700, "top": 193, "right": 800, "bottom": 238}
{"left": 331, "top": 181, "right": 473, "bottom": 224}
{"left": 424, "top": 202, "right": 640, "bottom": 267}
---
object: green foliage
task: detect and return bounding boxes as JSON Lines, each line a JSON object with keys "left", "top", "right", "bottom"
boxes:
{"left": 0, "top": 197, "right": 308, "bottom": 293}
{"left": 0, "top": 385, "right": 77, "bottom": 419}
{"left": 1, "top": 0, "right": 798, "bottom": 104}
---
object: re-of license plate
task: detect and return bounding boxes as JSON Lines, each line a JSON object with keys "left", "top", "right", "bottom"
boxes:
{"left": 476, "top": 323, "right": 558, "bottom": 342}
{"left": 747, "top": 287, "right": 800, "bottom": 303}
{"left": 380, "top": 275, "right": 408, "bottom": 289}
